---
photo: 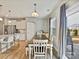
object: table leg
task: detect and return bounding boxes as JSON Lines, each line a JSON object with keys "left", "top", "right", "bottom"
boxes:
{"left": 50, "top": 45, "right": 52, "bottom": 59}
{"left": 29, "top": 46, "right": 31, "bottom": 59}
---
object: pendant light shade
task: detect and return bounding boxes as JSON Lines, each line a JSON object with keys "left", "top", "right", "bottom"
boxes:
{"left": 0, "top": 18, "right": 3, "bottom": 21}
{"left": 32, "top": 3, "right": 39, "bottom": 17}
{"left": 32, "top": 10, "right": 39, "bottom": 17}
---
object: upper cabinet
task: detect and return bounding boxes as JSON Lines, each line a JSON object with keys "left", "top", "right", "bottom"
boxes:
{"left": 16, "top": 20, "right": 26, "bottom": 29}
{"left": 4, "top": 19, "right": 16, "bottom": 25}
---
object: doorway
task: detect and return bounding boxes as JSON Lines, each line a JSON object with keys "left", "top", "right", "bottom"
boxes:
{"left": 26, "top": 22, "right": 36, "bottom": 40}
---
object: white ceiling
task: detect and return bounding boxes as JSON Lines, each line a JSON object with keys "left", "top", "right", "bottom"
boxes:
{"left": 0, "top": 0, "right": 59, "bottom": 18}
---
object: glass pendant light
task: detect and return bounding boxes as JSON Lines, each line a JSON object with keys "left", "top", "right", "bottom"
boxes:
{"left": 32, "top": 3, "right": 39, "bottom": 17}
{"left": 0, "top": 18, "right": 3, "bottom": 21}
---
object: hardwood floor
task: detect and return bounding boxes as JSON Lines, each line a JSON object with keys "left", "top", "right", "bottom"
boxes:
{"left": 0, "top": 40, "right": 56, "bottom": 59}
{"left": 0, "top": 40, "right": 28, "bottom": 59}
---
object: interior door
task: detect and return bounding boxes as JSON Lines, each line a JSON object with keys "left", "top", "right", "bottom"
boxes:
{"left": 26, "top": 22, "right": 36, "bottom": 40}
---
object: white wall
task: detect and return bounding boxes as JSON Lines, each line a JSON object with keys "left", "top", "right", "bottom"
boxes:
{"left": 26, "top": 17, "right": 49, "bottom": 40}
{"left": 42, "top": 18, "right": 49, "bottom": 32}
{"left": 50, "top": 0, "right": 67, "bottom": 57}
{"left": 51, "top": 8, "right": 60, "bottom": 52}
{"left": 26, "top": 17, "right": 49, "bottom": 32}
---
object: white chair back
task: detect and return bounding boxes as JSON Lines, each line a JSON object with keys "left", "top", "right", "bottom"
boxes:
{"left": 33, "top": 40, "right": 48, "bottom": 55}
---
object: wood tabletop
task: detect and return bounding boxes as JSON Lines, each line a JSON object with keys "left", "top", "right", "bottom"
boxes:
{"left": 33, "top": 35, "right": 48, "bottom": 39}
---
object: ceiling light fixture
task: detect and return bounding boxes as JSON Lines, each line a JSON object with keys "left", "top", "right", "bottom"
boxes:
{"left": 0, "top": 18, "right": 3, "bottom": 21}
{"left": 8, "top": 20, "right": 12, "bottom": 23}
{"left": 32, "top": 3, "right": 39, "bottom": 17}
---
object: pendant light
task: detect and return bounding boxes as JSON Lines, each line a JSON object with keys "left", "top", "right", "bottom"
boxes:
{"left": 32, "top": 3, "right": 39, "bottom": 17}
{"left": 0, "top": 18, "right": 3, "bottom": 21}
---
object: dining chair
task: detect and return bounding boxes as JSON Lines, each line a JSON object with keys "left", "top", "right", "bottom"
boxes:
{"left": 33, "top": 40, "right": 48, "bottom": 59}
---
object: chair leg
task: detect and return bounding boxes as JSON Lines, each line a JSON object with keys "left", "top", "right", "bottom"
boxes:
{"left": 45, "top": 54, "right": 47, "bottom": 59}
{"left": 45, "top": 56, "right": 46, "bottom": 59}
{"left": 26, "top": 47, "right": 28, "bottom": 56}
{"left": 34, "top": 56, "right": 36, "bottom": 59}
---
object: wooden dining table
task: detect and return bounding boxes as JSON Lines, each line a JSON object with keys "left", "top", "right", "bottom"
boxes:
{"left": 27, "top": 34, "right": 53, "bottom": 59}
